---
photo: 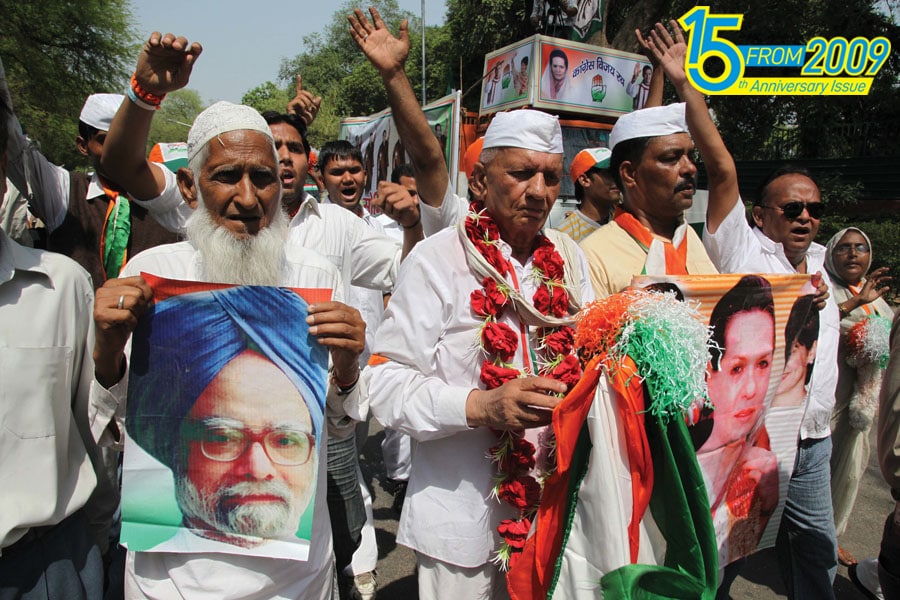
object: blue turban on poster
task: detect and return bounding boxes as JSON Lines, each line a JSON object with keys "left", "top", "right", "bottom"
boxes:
{"left": 126, "top": 285, "right": 328, "bottom": 468}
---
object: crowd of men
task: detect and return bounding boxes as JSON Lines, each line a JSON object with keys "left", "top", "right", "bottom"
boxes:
{"left": 0, "top": 7, "right": 896, "bottom": 600}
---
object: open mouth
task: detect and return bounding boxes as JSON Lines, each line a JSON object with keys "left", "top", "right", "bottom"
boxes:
{"left": 280, "top": 169, "right": 295, "bottom": 187}
{"left": 339, "top": 185, "right": 359, "bottom": 202}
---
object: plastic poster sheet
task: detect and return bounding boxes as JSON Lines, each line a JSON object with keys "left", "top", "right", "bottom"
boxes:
{"left": 536, "top": 37, "right": 653, "bottom": 115}
{"left": 339, "top": 92, "right": 460, "bottom": 204}
{"left": 633, "top": 273, "right": 819, "bottom": 566}
{"left": 121, "top": 274, "right": 332, "bottom": 561}
{"left": 479, "top": 35, "right": 651, "bottom": 118}
{"left": 481, "top": 39, "right": 536, "bottom": 112}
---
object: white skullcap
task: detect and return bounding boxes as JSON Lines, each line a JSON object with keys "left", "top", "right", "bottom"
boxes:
{"left": 187, "top": 101, "right": 273, "bottom": 162}
{"left": 483, "top": 110, "right": 563, "bottom": 154}
{"left": 609, "top": 102, "right": 688, "bottom": 151}
{"left": 79, "top": 94, "right": 124, "bottom": 132}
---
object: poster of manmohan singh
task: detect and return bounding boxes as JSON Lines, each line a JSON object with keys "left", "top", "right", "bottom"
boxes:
{"left": 121, "top": 278, "right": 330, "bottom": 561}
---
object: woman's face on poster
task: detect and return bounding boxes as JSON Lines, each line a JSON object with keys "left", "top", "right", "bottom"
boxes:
{"left": 551, "top": 56, "right": 567, "bottom": 82}
{"left": 775, "top": 339, "right": 817, "bottom": 397}
{"left": 704, "top": 309, "right": 775, "bottom": 450}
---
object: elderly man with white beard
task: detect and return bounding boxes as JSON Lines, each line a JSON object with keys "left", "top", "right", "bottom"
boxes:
{"left": 88, "top": 32, "right": 365, "bottom": 600}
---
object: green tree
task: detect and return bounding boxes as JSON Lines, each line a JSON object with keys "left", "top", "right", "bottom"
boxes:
{"left": 0, "top": 0, "right": 137, "bottom": 169}
{"left": 250, "top": 0, "right": 451, "bottom": 145}
{"left": 147, "top": 89, "right": 205, "bottom": 151}
{"left": 446, "top": 0, "right": 533, "bottom": 112}
{"left": 241, "top": 81, "right": 292, "bottom": 115}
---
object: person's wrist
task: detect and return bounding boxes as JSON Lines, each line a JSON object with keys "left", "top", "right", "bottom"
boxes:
{"left": 402, "top": 213, "right": 421, "bottom": 230}
{"left": 465, "top": 389, "right": 486, "bottom": 428}
{"left": 332, "top": 366, "right": 360, "bottom": 390}
{"left": 130, "top": 72, "right": 166, "bottom": 109}
{"left": 380, "top": 65, "right": 408, "bottom": 84}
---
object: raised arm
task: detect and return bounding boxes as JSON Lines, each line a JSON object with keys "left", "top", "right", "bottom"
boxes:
{"left": 100, "top": 32, "right": 202, "bottom": 201}
{"left": 640, "top": 21, "right": 739, "bottom": 233}
{"left": 348, "top": 7, "right": 449, "bottom": 208}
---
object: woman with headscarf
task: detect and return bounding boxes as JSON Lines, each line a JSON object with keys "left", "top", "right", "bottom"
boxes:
{"left": 540, "top": 48, "right": 572, "bottom": 102}
{"left": 825, "top": 227, "right": 892, "bottom": 566}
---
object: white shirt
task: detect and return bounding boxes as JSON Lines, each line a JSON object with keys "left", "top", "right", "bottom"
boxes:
{"left": 367, "top": 227, "right": 594, "bottom": 567}
{"left": 373, "top": 213, "right": 402, "bottom": 241}
{"left": 88, "top": 240, "right": 347, "bottom": 600}
{"left": 0, "top": 229, "right": 98, "bottom": 550}
{"left": 703, "top": 200, "right": 839, "bottom": 439}
{"left": 288, "top": 194, "right": 401, "bottom": 301}
{"left": 419, "top": 184, "right": 468, "bottom": 237}
{"left": 329, "top": 203, "right": 388, "bottom": 367}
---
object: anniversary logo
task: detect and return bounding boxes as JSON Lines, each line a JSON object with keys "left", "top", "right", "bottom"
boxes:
{"left": 680, "top": 6, "right": 891, "bottom": 95}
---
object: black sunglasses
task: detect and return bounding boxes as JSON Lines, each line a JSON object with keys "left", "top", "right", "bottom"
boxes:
{"left": 760, "top": 201, "right": 825, "bottom": 220}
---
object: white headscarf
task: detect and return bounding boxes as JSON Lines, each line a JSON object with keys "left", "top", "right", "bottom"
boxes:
{"left": 824, "top": 226, "right": 873, "bottom": 286}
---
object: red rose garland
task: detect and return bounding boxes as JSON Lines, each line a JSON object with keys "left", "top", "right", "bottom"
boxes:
{"left": 465, "top": 202, "right": 581, "bottom": 570}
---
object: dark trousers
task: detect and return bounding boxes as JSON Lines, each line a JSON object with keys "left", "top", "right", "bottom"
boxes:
{"left": 879, "top": 502, "right": 900, "bottom": 599}
{"left": 327, "top": 433, "right": 366, "bottom": 574}
{"left": 0, "top": 511, "right": 103, "bottom": 600}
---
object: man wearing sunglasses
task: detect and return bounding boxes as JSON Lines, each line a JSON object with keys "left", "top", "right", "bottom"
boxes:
{"left": 705, "top": 165, "right": 840, "bottom": 599}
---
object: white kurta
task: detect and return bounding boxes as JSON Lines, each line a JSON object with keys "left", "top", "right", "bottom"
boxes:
{"left": 367, "top": 227, "right": 594, "bottom": 568}
{"left": 88, "top": 241, "right": 347, "bottom": 600}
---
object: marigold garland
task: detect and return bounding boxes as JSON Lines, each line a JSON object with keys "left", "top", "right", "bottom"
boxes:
{"left": 465, "top": 201, "right": 581, "bottom": 571}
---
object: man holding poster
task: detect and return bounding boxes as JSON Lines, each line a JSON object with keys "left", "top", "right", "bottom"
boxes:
{"left": 88, "top": 32, "right": 366, "bottom": 600}
{"left": 701, "top": 38, "right": 841, "bottom": 600}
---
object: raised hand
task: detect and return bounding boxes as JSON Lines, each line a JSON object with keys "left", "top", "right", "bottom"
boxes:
{"left": 348, "top": 7, "right": 409, "bottom": 75}
{"left": 93, "top": 276, "right": 154, "bottom": 388}
{"left": 858, "top": 266, "right": 892, "bottom": 304}
{"left": 287, "top": 74, "right": 322, "bottom": 127}
{"left": 637, "top": 20, "right": 688, "bottom": 89}
{"left": 371, "top": 181, "right": 420, "bottom": 229}
{"left": 134, "top": 32, "right": 202, "bottom": 96}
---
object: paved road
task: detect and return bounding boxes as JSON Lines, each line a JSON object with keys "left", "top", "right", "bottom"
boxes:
{"left": 359, "top": 420, "right": 892, "bottom": 599}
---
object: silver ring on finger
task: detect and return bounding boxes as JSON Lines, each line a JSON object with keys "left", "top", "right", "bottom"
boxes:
{"left": 117, "top": 295, "right": 125, "bottom": 310}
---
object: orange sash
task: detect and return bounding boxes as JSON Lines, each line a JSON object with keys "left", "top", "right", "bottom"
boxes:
{"left": 614, "top": 209, "right": 688, "bottom": 275}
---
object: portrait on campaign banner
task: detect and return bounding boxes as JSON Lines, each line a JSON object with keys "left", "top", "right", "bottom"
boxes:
{"left": 480, "top": 39, "right": 534, "bottom": 112}
{"left": 633, "top": 273, "right": 819, "bottom": 566}
{"left": 535, "top": 37, "right": 651, "bottom": 117}
{"left": 120, "top": 276, "right": 331, "bottom": 562}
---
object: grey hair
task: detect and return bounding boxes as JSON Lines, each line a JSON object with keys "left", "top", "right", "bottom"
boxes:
{"left": 188, "top": 141, "right": 210, "bottom": 182}
{"left": 479, "top": 147, "right": 499, "bottom": 167}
